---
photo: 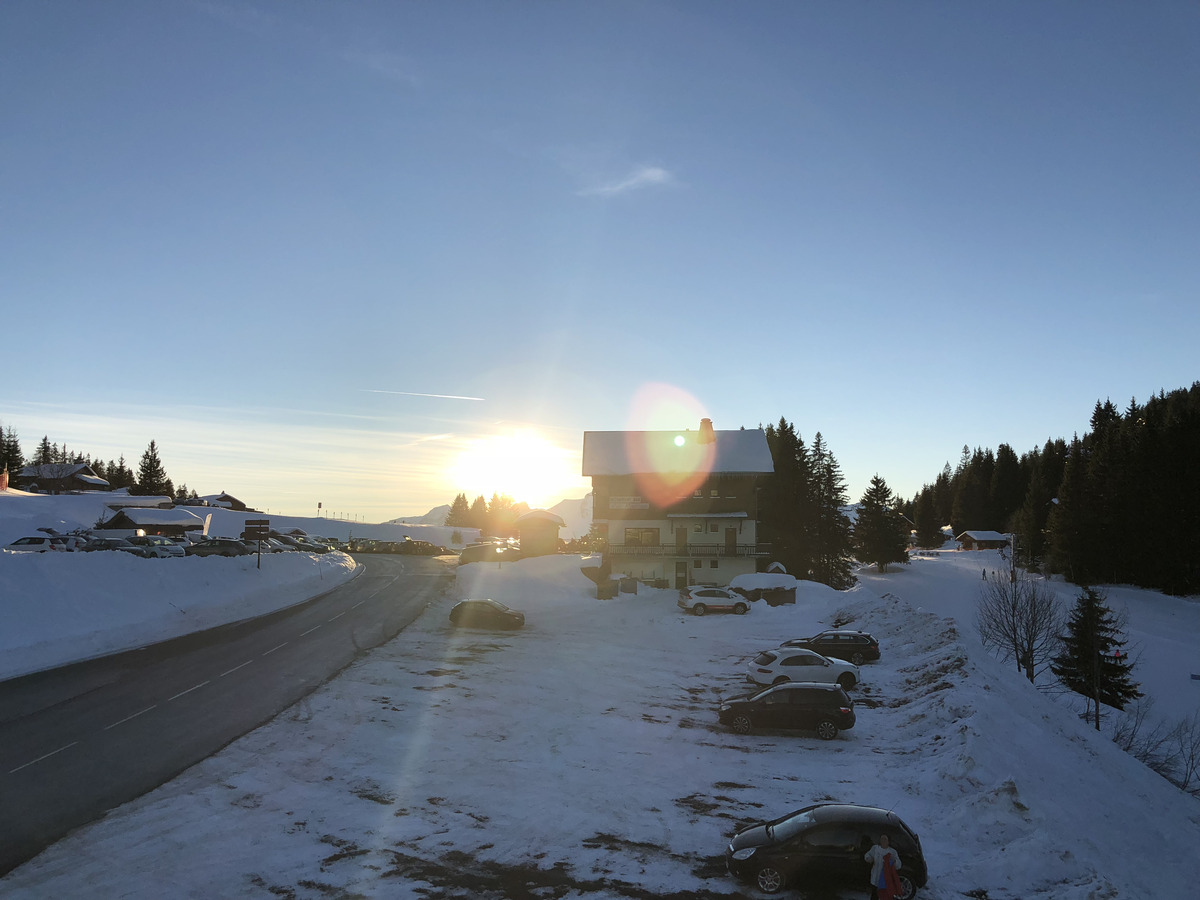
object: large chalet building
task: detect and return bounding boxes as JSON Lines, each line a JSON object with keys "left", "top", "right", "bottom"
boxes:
{"left": 581, "top": 419, "right": 774, "bottom": 588}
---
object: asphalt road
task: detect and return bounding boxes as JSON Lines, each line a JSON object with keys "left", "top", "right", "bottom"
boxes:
{"left": 0, "top": 553, "right": 454, "bottom": 876}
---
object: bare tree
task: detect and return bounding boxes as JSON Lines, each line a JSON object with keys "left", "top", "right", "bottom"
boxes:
{"left": 1167, "top": 713, "right": 1200, "bottom": 796}
{"left": 1111, "top": 698, "right": 1174, "bottom": 778}
{"left": 976, "top": 572, "right": 1063, "bottom": 682}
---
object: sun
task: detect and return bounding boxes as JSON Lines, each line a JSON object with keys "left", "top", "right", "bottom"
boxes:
{"left": 451, "top": 430, "right": 588, "bottom": 508}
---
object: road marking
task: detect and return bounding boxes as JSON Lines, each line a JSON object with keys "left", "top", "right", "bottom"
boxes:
{"left": 300, "top": 625, "right": 322, "bottom": 636}
{"left": 167, "top": 681, "right": 210, "bottom": 701}
{"left": 104, "top": 705, "right": 157, "bottom": 731}
{"left": 351, "top": 601, "right": 364, "bottom": 609}
{"left": 328, "top": 611, "right": 346, "bottom": 622}
{"left": 262, "top": 642, "right": 288, "bottom": 656}
{"left": 219, "top": 660, "right": 253, "bottom": 677}
{"left": 9, "top": 741, "right": 79, "bottom": 774}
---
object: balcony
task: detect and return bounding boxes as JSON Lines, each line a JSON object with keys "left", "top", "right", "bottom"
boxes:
{"left": 601, "top": 542, "right": 770, "bottom": 559}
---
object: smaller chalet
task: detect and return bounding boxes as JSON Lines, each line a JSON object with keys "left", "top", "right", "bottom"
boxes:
{"left": 516, "top": 509, "right": 566, "bottom": 557}
{"left": 98, "top": 507, "right": 206, "bottom": 537}
{"left": 199, "top": 492, "right": 249, "bottom": 511}
{"left": 956, "top": 530, "right": 1010, "bottom": 551}
{"left": 16, "top": 463, "right": 110, "bottom": 494}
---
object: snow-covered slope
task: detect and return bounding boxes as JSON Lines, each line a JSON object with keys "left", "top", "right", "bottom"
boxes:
{"left": 3, "top": 550, "right": 1196, "bottom": 898}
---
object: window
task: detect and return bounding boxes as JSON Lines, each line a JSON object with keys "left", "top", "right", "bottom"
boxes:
{"left": 710, "top": 489, "right": 719, "bottom": 498}
{"left": 624, "top": 528, "right": 659, "bottom": 547}
{"left": 708, "top": 521, "right": 719, "bottom": 533}
{"left": 709, "top": 560, "right": 718, "bottom": 568}
{"left": 693, "top": 559, "right": 702, "bottom": 568}
{"left": 693, "top": 523, "right": 702, "bottom": 533}
{"left": 693, "top": 489, "right": 702, "bottom": 498}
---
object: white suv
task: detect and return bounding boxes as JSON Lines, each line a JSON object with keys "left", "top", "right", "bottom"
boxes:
{"left": 747, "top": 648, "right": 860, "bottom": 689}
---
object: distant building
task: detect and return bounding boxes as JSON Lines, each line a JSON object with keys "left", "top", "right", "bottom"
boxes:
{"left": 516, "top": 509, "right": 566, "bottom": 557}
{"left": 97, "top": 507, "right": 207, "bottom": 537}
{"left": 16, "top": 463, "right": 110, "bottom": 494}
{"left": 198, "top": 492, "right": 249, "bottom": 512}
{"left": 581, "top": 419, "right": 773, "bottom": 589}
{"left": 956, "top": 530, "right": 1010, "bottom": 551}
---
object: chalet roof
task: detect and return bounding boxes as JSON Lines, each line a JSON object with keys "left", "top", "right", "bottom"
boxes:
{"left": 516, "top": 510, "right": 566, "bottom": 527}
{"left": 956, "top": 530, "right": 1009, "bottom": 542}
{"left": 581, "top": 427, "right": 773, "bottom": 476}
{"left": 108, "top": 508, "right": 206, "bottom": 527}
{"left": 18, "top": 463, "right": 106, "bottom": 483}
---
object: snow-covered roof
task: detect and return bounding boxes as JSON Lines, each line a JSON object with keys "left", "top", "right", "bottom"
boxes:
{"left": 76, "top": 474, "right": 109, "bottom": 486}
{"left": 581, "top": 428, "right": 773, "bottom": 476}
{"left": 110, "top": 508, "right": 206, "bottom": 527}
{"left": 516, "top": 510, "right": 566, "bottom": 527}
{"left": 956, "top": 530, "right": 1009, "bottom": 542}
{"left": 729, "top": 572, "right": 800, "bottom": 590}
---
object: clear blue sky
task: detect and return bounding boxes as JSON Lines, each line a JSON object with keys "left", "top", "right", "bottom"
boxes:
{"left": 3, "top": 1, "right": 1197, "bottom": 520}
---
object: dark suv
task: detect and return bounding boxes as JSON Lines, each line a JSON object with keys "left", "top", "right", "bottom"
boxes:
{"left": 718, "top": 682, "right": 855, "bottom": 739}
{"left": 781, "top": 630, "right": 880, "bottom": 666}
{"left": 726, "top": 803, "right": 927, "bottom": 898}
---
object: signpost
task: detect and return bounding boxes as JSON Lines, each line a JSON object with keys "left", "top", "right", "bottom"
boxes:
{"left": 244, "top": 518, "right": 270, "bottom": 568}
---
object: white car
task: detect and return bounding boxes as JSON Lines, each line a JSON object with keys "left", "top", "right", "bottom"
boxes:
{"left": 677, "top": 586, "right": 749, "bottom": 616}
{"left": 126, "top": 535, "right": 186, "bottom": 558}
{"left": 747, "top": 648, "right": 860, "bottom": 689}
{"left": 4, "top": 535, "right": 82, "bottom": 552}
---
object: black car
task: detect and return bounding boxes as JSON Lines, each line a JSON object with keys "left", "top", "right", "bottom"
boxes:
{"left": 448, "top": 599, "right": 525, "bottom": 629}
{"left": 81, "top": 537, "right": 144, "bottom": 556}
{"left": 185, "top": 538, "right": 255, "bottom": 557}
{"left": 718, "top": 683, "right": 855, "bottom": 739}
{"left": 781, "top": 630, "right": 880, "bottom": 666}
{"left": 726, "top": 803, "right": 928, "bottom": 898}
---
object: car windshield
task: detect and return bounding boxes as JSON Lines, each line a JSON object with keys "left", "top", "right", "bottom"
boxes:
{"left": 767, "top": 809, "right": 817, "bottom": 843}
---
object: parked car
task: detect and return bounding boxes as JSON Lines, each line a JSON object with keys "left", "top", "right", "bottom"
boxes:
{"left": 718, "top": 682, "right": 855, "bottom": 739}
{"left": 747, "top": 648, "right": 860, "bottom": 689}
{"left": 185, "top": 538, "right": 255, "bottom": 557}
{"left": 398, "top": 539, "right": 446, "bottom": 555}
{"left": 725, "top": 803, "right": 928, "bottom": 898}
{"left": 677, "top": 586, "right": 748, "bottom": 616}
{"left": 4, "top": 535, "right": 81, "bottom": 552}
{"left": 81, "top": 537, "right": 144, "bottom": 555}
{"left": 781, "top": 630, "right": 881, "bottom": 666}
{"left": 448, "top": 599, "right": 525, "bottom": 629}
{"left": 126, "top": 535, "right": 186, "bottom": 558}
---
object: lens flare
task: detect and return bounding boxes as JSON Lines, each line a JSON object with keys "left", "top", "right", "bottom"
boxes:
{"left": 624, "top": 383, "right": 715, "bottom": 507}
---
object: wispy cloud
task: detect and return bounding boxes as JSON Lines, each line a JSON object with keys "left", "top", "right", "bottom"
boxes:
{"left": 362, "top": 390, "right": 485, "bottom": 402}
{"left": 578, "top": 165, "right": 678, "bottom": 198}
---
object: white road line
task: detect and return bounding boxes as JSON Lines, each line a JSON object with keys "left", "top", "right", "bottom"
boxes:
{"left": 328, "top": 611, "right": 346, "bottom": 622}
{"left": 219, "top": 660, "right": 253, "bottom": 677}
{"left": 167, "top": 681, "right": 210, "bottom": 701}
{"left": 366, "top": 575, "right": 401, "bottom": 599}
{"left": 300, "top": 625, "right": 322, "bottom": 637}
{"left": 9, "top": 741, "right": 79, "bottom": 775}
{"left": 351, "top": 601, "right": 364, "bottom": 609}
{"left": 104, "top": 705, "right": 157, "bottom": 731}
{"left": 262, "top": 642, "right": 288, "bottom": 656}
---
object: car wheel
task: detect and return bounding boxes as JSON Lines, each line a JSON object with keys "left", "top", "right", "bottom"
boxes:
{"left": 850, "top": 651, "right": 865, "bottom": 666}
{"left": 731, "top": 714, "right": 752, "bottom": 735}
{"left": 692, "top": 603, "right": 706, "bottom": 616}
{"left": 837, "top": 673, "right": 857, "bottom": 689}
{"left": 733, "top": 602, "right": 748, "bottom": 615}
{"left": 816, "top": 718, "right": 838, "bottom": 740}
{"left": 896, "top": 874, "right": 917, "bottom": 899}
{"left": 756, "top": 866, "right": 784, "bottom": 893}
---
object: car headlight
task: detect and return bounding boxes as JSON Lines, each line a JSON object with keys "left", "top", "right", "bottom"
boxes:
{"left": 731, "top": 847, "right": 756, "bottom": 861}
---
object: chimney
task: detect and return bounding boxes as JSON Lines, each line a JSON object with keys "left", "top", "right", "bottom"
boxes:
{"left": 698, "top": 418, "right": 715, "bottom": 444}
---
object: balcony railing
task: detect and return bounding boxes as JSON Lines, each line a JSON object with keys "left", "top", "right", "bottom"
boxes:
{"left": 601, "top": 542, "right": 770, "bottom": 559}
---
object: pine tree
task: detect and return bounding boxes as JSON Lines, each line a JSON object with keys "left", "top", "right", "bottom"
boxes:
{"left": 468, "top": 495, "right": 488, "bottom": 532}
{"left": 760, "top": 418, "right": 814, "bottom": 578}
{"left": 35, "top": 435, "right": 53, "bottom": 466}
{"left": 0, "top": 424, "right": 23, "bottom": 474}
{"left": 1051, "top": 587, "right": 1141, "bottom": 729}
{"left": 913, "top": 488, "right": 943, "bottom": 548}
{"left": 853, "top": 474, "right": 910, "bottom": 574}
{"left": 809, "top": 433, "right": 855, "bottom": 589}
{"left": 445, "top": 493, "right": 471, "bottom": 527}
{"left": 487, "top": 492, "right": 517, "bottom": 537}
{"left": 135, "top": 440, "right": 172, "bottom": 496}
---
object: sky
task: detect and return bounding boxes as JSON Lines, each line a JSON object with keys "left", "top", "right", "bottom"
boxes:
{"left": 3, "top": 1, "right": 1198, "bottom": 520}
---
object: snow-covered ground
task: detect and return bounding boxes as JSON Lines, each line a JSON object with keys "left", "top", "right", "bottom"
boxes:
{"left": 3, "top": 532, "right": 1198, "bottom": 897}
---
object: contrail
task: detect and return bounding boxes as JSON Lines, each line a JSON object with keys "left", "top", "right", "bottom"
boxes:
{"left": 362, "top": 389, "right": 485, "bottom": 401}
